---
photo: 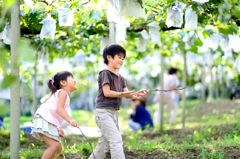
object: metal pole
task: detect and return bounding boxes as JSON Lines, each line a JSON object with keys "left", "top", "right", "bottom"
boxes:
{"left": 208, "top": 66, "right": 213, "bottom": 101}
{"left": 182, "top": 52, "right": 187, "bottom": 129}
{"left": 10, "top": 0, "right": 20, "bottom": 158}
{"left": 109, "top": 22, "right": 115, "bottom": 44}
{"left": 216, "top": 70, "right": 219, "bottom": 99}
{"left": 33, "top": 62, "right": 37, "bottom": 114}
{"left": 109, "top": 21, "right": 119, "bottom": 130}
{"left": 201, "top": 65, "right": 206, "bottom": 102}
{"left": 160, "top": 54, "right": 164, "bottom": 131}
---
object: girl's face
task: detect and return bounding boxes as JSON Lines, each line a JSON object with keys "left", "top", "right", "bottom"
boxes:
{"left": 66, "top": 76, "right": 77, "bottom": 91}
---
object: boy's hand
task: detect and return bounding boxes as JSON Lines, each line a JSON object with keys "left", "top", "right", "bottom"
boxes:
{"left": 69, "top": 119, "right": 79, "bottom": 128}
{"left": 136, "top": 89, "right": 150, "bottom": 96}
{"left": 59, "top": 129, "right": 65, "bottom": 137}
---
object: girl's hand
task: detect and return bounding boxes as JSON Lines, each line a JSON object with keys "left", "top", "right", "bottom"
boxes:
{"left": 69, "top": 119, "right": 79, "bottom": 128}
{"left": 59, "top": 129, "right": 65, "bottom": 137}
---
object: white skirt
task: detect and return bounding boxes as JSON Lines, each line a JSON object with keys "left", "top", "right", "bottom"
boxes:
{"left": 31, "top": 114, "right": 62, "bottom": 143}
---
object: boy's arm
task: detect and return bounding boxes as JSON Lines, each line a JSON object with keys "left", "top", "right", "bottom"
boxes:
{"left": 102, "top": 84, "right": 137, "bottom": 98}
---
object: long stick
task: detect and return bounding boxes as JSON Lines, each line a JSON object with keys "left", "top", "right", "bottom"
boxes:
{"left": 118, "top": 87, "right": 187, "bottom": 96}
{"left": 77, "top": 127, "right": 96, "bottom": 159}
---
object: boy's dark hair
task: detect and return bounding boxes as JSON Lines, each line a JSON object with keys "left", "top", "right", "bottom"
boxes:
{"left": 103, "top": 44, "right": 126, "bottom": 64}
{"left": 48, "top": 71, "right": 73, "bottom": 94}
{"left": 168, "top": 67, "right": 178, "bottom": 75}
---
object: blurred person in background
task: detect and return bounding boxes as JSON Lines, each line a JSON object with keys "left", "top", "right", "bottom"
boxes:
{"left": 153, "top": 67, "right": 182, "bottom": 125}
{"left": 129, "top": 96, "right": 154, "bottom": 132}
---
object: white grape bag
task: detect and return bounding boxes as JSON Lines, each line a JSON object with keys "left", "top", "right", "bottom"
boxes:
{"left": 124, "top": 0, "right": 146, "bottom": 17}
{"left": 187, "top": 67, "right": 194, "bottom": 76}
{"left": 205, "top": 53, "right": 213, "bottom": 67}
{"left": 147, "top": 21, "right": 160, "bottom": 44}
{"left": 229, "top": 34, "right": 240, "bottom": 52}
{"left": 140, "top": 30, "right": 150, "bottom": 40}
{"left": 58, "top": 7, "right": 73, "bottom": 27}
{"left": 2, "top": 24, "right": 11, "bottom": 45}
{"left": 184, "top": 5, "right": 198, "bottom": 30}
{"left": 100, "top": 36, "right": 110, "bottom": 54}
{"left": 220, "top": 38, "right": 230, "bottom": 51}
{"left": 224, "top": 49, "right": 232, "bottom": 59}
{"left": 137, "top": 36, "right": 147, "bottom": 52}
{"left": 116, "top": 18, "right": 130, "bottom": 43}
{"left": 107, "top": 0, "right": 128, "bottom": 22}
{"left": 24, "top": 0, "right": 33, "bottom": 7}
{"left": 208, "top": 34, "right": 220, "bottom": 50}
{"left": 40, "top": 14, "right": 56, "bottom": 40}
{"left": 192, "top": 0, "right": 209, "bottom": 3}
{"left": 166, "top": 2, "right": 186, "bottom": 28}
{"left": 187, "top": 51, "right": 197, "bottom": 64}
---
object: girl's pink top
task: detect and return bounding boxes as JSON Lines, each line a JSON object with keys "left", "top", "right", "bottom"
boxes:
{"left": 35, "top": 89, "right": 70, "bottom": 131}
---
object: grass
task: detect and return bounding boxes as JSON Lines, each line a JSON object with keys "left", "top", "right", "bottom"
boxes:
{"left": 1, "top": 99, "right": 240, "bottom": 158}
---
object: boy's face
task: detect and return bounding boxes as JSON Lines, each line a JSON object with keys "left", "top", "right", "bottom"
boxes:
{"left": 108, "top": 53, "right": 125, "bottom": 69}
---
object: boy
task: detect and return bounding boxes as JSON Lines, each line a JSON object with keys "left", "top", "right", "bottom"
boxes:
{"left": 88, "top": 44, "right": 149, "bottom": 159}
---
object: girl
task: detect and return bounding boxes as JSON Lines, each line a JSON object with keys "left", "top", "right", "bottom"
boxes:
{"left": 31, "top": 71, "right": 79, "bottom": 159}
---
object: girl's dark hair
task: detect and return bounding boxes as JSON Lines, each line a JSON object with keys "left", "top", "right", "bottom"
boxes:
{"left": 103, "top": 44, "right": 126, "bottom": 64}
{"left": 48, "top": 71, "right": 73, "bottom": 94}
{"left": 168, "top": 67, "right": 178, "bottom": 75}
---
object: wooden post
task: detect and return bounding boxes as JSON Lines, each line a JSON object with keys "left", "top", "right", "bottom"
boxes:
{"left": 10, "top": 0, "right": 20, "bottom": 158}
{"left": 182, "top": 52, "right": 187, "bottom": 129}
{"left": 160, "top": 54, "right": 164, "bottom": 131}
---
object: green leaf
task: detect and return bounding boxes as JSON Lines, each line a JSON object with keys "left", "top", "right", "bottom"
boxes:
{"left": 1, "top": 74, "right": 16, "bottom": 89}
{"left": 189, "top": 45, "right": 198, "bottom": 53}
{"left": 165, "top": 38, "right": 173, "bottom": 47}
{"left": 218, "top": 25, "right": 237, "bottom": 35}
{"left": 202, "top": 31, "right": 209, "bottom": 39}
{"left": 17, "top": 39, "right": 35, "bottom": 62}
{"left": 230, "top": 22, "right": 239, "bottom": 32}
{"left": 5, "top": 0, "right": 15, "bottom": 9}
{"left": 137, "top": 0, "right": 144, "bottom": 8}
{"left": 161, "top": 33, "right": 169, "bottom": 41}
{"left": 194, "top": 37, "right": 203, "bottom": 47}
{"left": 0, "top": 99, "right": 9, "bottom": 117}
{"left": 93, "top": 0, "right": 98, "bottom": 3}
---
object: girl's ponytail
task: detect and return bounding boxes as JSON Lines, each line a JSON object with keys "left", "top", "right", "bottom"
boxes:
{"left": 48, "top": 78, "right": 57, "bottom": 94}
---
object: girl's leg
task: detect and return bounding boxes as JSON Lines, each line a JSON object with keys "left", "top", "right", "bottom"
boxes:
{"left": 39, "top": 133, "right": 62, "bottom": 159}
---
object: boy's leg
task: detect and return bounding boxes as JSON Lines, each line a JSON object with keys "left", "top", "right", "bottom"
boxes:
{"left": 89, "top": 109, "right": 125, "bottom": 159}
{"left": 88, "top": 134, "right": 110, "bottom": 159}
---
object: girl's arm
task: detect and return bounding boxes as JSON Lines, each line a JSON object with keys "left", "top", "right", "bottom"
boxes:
{"left": 56, "top": 91, "right": 79, "bottom": 127}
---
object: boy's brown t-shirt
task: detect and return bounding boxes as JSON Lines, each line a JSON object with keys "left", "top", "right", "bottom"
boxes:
{"left": 95, "top": 69, "right": 127, "bottom": 110}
